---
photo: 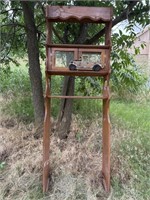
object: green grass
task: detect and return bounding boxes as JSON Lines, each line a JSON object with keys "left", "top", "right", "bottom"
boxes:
{"left": 110, "top": 100, "right": 150, "bottom": 199}
{"left": 110, "top": 100, "right": 150, "bottom": 133}
{"left": 0, "top": 66, "right": 34, "bottom": 123}
{"left": 73, "top": 99, "right": 102, "bottom": 119}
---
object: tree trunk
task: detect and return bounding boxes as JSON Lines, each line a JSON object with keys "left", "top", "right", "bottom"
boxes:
{"left": 21, "top": 1, "right": 44, "bottom": 126}
{"left": 56, "top": 76, "right": 75, "bottom": 139}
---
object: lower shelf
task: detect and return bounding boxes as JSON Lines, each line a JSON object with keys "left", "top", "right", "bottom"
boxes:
{"left": 45, "top": 95, "right": 108, "bottom": 99}
{"left": 46, "top": 68, "right": 110, "bottom": 77}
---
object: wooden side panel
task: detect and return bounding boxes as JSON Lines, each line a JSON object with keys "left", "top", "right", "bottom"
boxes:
{"left": 46, "top": 20, "right": 52, "bottom": 44}
{"left": 105, "top": 21, "right": 112, "bottom": 46}
{"left": 46, "top": 20, "right": 52, "bottom": 70}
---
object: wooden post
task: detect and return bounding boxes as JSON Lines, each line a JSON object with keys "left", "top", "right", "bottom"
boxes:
{"left": 101, "top": 19, "right": 112, "bottom": 192}
{"left": 102, "top": 78, "right": 110, "bottom": 192}
{"left": 43, "top": 18, "right": 52, "bottom": 193}
{"left": 43, "top": 75, "right": 51, "bottom": 192}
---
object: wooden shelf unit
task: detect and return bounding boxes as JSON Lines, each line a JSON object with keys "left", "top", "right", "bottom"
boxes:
{"left": 43, "top": 5, "right": 113, "bottom": 194}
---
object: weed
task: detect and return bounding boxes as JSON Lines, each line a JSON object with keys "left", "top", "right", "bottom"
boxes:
{"left": 75, "top": 132, "right": 83, "bottom": 142}
{"left": 0, "top": 162, "right": 6, "bottom": 170}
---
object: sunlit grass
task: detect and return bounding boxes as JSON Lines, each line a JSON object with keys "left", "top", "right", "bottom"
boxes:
{"left": 110, "top": 100, "right": 150, "bottom": 133}
{"left": 110, "top": 100, "right": 150, "bottom": 199}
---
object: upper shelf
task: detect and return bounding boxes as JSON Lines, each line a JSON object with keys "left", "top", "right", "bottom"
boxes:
{"left": 46, "top": 6, "right": 113, "bottom": 23}
{"left": 46, "top": 44, "right": 111, "bottom": 49}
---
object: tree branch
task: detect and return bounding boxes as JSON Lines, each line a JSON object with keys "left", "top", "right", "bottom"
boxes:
{"left": 85, "top": 1, "right": 139, "bottom": 44}
{"left": 63, "top": 24, "right": 69, "bottom": 43}
{"left": 74, "top": 23, "right": 88, "bottom": 44}
{"left": 52, "top": 27, "right": 64, "bottom": 43}
{"left": 1, "top": 23, "right": 26, "bottom": 29}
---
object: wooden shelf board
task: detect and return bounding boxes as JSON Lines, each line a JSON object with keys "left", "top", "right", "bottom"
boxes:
{"left": 46, "top": 44, "right": 111, "bottom": 49}
{"left": 46, "top": 68, "right": 110, "bottom": 77}
{"left": 46, "top": 95, "right": 108, "bottom": 99}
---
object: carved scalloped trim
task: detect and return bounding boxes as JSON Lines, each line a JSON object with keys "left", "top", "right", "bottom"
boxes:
{"left": 46, "top": 16, "right": 110, "bottom": 22}
{"left": 46, "top": 6, "right": 113, "bottom": 22}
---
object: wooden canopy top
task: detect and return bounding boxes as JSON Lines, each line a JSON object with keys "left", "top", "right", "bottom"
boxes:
{"left": 46, "top": 6, "right": 113, "bottom": 23}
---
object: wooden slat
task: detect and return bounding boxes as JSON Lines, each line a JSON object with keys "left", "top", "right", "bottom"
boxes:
{"left": 46, "top": 44, "right": 111, "bottom": 49}
{"left": 46, "top": 68, "right": 110, "bottom": 77}
{"left": 46, "top": 95, "right": 108, "bottom": 99}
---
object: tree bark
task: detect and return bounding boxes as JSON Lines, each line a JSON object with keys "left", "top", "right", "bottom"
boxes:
{"left": 21, "top": 1, "right": 44, "bottom": 126}
{"left": 56, "top": 76, "right": 75, "bottom": 139}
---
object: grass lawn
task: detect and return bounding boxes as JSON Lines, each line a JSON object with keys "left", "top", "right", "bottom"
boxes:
{"left": 111, "top": 100, "right": 150, "bottom": 133}
{"left": 110, "top": 100, "right": 150, "bottom": 199}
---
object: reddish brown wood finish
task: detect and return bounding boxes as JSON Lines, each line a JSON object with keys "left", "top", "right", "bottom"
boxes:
{"left": 43, "top": 18, "right": 52, "bottom": 193}
{"left": 43, "top": 75, "right": 51, "bottom": 192}
{"left": 46, "top": 68, "right": 111, "bottom": 77}
{"left": 43, "top": 5, "right": 113, "bottom": 193}
{"left": 46, "top": 95, "right": 108, "bottom": 99}
{"left": 47, "top": 47, "right": 110, "bottom": 72}
{"left": 102, "top": 78, "right": 111, "bottom": 192}
{"left": 46, "top": 44, "right": 111, "bottom": 49}
{"left": 46, "top": 6, "right": 113, "bottom": 23}
{"left": 102, "top": 98, "right": 110, "bottom": 192}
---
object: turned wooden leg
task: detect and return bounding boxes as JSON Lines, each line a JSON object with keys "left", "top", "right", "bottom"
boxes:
{"left": 102, "top": 98, "right": 110, "bottom": 192}
{"left": 43, "top": 76, "right": 51, "bottom": 192}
